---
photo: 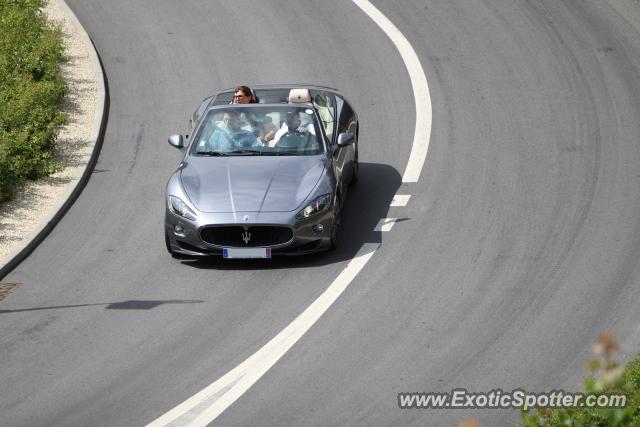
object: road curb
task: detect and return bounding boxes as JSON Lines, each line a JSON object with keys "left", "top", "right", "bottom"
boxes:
{"left": 0, "top": 0, "right": 109, "bottom": 280}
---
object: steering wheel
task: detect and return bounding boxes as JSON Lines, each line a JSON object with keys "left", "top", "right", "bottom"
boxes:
{"left": 275, "top": 131, "right": 309, "bottom": 150}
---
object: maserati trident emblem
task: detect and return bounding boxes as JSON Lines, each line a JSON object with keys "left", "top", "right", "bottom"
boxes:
{"left": 241, "top": 231, "right": 251, "bottom": 244}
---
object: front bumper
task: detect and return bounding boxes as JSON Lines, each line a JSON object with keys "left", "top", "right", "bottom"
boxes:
{"left": 165, "top": 208, "right": 334, "bottom": 257}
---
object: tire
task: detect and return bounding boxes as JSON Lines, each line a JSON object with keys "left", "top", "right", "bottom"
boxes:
{"left": 350, "top": 158, "right": 359, "bottom": 186}
{"left": 329, "top": 195, "right": 341, "bottom": 250}
{"left": 350, "top": 135, "right": 359, "bottom": 186}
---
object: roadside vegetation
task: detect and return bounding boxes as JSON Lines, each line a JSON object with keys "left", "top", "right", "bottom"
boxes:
{"left": 0, "top": 0, "right": 66, "bottom": 202}
{"left": 521, "top": 333, "right": 640, "bottom": 427}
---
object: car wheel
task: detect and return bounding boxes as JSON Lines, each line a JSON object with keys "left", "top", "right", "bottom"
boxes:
{"left": 350, "top": 159, "right": 359, "bottom": 186}
{"left": 329, "top": 195, "right": 341, "bottom": 249}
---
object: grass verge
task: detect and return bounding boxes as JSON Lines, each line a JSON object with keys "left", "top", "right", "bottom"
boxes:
{"left": 0, "top": 0, "right": 67, "bottom": 202}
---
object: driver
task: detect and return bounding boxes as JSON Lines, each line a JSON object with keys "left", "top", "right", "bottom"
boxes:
{"left": 206, "top": 111, "right": 260, "bottom": 151}
{"left": 272, "top": 111, "right": 315, "bottom": 146}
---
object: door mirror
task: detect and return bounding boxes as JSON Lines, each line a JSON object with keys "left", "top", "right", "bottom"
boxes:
{"left": 168, "top": 134, "right": 184, "bottom": 149}
{"left": 336, "top": 132, "right": 354, "bottom": 147}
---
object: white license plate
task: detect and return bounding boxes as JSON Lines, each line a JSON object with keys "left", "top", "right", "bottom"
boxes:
{"left": 223, "top": 247, "right": 272, "bottom": 259}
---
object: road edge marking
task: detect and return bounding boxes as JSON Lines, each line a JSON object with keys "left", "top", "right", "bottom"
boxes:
{"left": 350, "top": 0, "right": 432, "bottom": 183}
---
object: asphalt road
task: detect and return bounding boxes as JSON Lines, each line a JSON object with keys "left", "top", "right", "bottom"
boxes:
{"left": 2, "top": 0, "right": 640, "bottom": 426}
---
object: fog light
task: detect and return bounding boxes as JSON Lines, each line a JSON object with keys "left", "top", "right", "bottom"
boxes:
{"left": 313, "top": 224, "right": 324, "bottom": 234}
{"left": 174, "top": 224, "right": 184, "bottom": 234}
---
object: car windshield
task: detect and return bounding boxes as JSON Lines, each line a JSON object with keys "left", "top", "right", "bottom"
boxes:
{"left": 191, "top": 106, "right": 324, "bottom": 156}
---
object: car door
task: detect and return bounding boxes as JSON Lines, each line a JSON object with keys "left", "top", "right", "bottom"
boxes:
{"left": 334, "top": 95, "right": 357, "bottom": 186}
{"left": 313, "top": 91, "right": 345, "bottom": 198}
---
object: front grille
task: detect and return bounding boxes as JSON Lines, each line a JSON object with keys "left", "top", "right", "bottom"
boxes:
{"left": 200, "top": 226, "right": 293, "bottom": 247}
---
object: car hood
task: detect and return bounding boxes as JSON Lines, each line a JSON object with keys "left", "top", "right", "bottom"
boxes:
{"left": 180, "top": 156, "right": 326, "bottom": 213}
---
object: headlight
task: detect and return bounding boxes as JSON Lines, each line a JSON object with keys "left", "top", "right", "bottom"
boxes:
{"left": 296, "top": 194, "right": 332, "bottom": 219}
{"left": 168, "top": 196, "right": 197, "bottom": 221}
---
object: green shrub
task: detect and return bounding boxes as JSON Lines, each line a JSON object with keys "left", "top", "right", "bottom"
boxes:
{"left": 0, "top": 0, "right": 66, "bottom": 202}
{"left": 521, "top": 334, "right": 640, "bottom": 426}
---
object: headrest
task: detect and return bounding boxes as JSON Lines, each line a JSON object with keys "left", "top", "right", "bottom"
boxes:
{"left": 288, "top": 88, "right": 311, "bottom": 103}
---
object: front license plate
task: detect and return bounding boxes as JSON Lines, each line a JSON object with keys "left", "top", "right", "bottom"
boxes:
{"left": 223, "top": 247, "right": 272, "bottom": 259}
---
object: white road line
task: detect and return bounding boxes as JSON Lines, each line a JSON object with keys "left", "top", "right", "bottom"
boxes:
{"left": 391, "top": 194, "right": 411, "bottom": 207}
{"left": 374, "top": 218, "right": 398, "bottom": 232}
{"left": 351, "top": 0, "right": 432, "bottom": 183}
{"left": 148, "top": 2, "right": 431, "bottom": 425}
{"left": 147, "top": 244, "right": 379, "bottom": 427}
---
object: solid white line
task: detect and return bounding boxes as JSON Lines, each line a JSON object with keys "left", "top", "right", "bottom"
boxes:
{"left": 390, "top": 194, "right": 411, "bottom": 207}
{"left": 147, "top": 244, "right": 379, "bottom": 427}
{"left": 374, "top": 218, "right": 398, "bottom": 232}
{"left": 350, "top": 0, "right": 432, "bottom": 183}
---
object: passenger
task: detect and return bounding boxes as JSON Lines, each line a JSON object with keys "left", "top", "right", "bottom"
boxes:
{"left": 232, "top": 85, "right": 256, "bottom": 104}
{"left": 251, "top": 114, "right": 277, "bottom": 145}
{"left": 237, "top": 86, "right": 279, "bottom": 144}
{"left": 206, "top": 110, "right": 259, "bottom": 151}
{"left": 231, "top": 85, "right": 277, "bottom": 143}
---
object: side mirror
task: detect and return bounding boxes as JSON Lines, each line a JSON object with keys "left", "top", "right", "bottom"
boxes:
{"left": 336, "top": 132, "right": 354, "bottom": 147}
{"left": 168, "top": 134, "right": 184, "bottom": 149}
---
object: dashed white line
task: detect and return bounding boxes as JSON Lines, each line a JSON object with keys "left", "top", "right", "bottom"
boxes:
{"left": 391, "top": 194, "right": 411, "bottom": 207}
{"left": 374, "top": 218, "right": 398, "bottom": 232}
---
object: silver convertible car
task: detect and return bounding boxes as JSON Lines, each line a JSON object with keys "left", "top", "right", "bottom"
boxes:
{"left": 165, "top": 85, "right": 359, "bottom": 258}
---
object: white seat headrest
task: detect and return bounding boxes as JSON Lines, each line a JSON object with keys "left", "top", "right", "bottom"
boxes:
{"left": 288, "top": 88, "right": 311, "bottom": 103}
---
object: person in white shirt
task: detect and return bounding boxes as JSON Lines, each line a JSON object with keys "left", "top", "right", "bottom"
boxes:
{"left": 272, "top": 111, "right": 316, "bottom": 147}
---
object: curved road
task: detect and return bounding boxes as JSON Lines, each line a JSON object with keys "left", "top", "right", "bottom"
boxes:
{"left": 3, "top": 1, "right": 640, "bottom": 426}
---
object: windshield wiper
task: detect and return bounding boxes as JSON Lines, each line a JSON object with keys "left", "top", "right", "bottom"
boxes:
{"left": 262, "top": 152, "right": 302, "bottom": 156}
{"left": 269, "top": 151, "right": 301, "bottom": 156}
{"left": 226, "top": 149, "right": 263, "bottom": 156}
{"left": 196, "top": 151, "right": 228, "bottom": 156}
